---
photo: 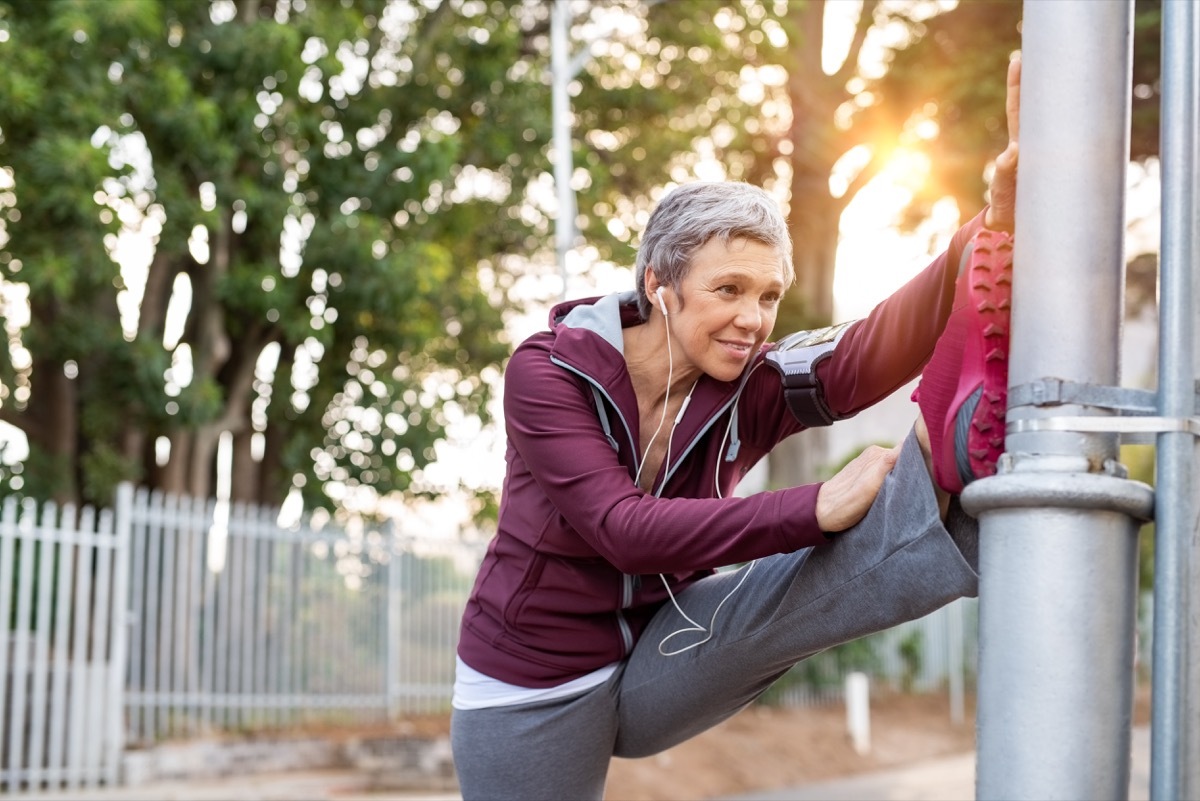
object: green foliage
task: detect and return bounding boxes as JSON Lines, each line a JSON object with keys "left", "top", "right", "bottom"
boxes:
{"left": 759, "top": 634, "right": 885, "bottom": 705}
{"left": 0, "top": 0, "right": 549, "bottom": 512}
{"left": 5, "top": 447, "right": 74, "bottom": 503}
{"left": 867, "top": 0, "right": 1161, "bottom": 230}
{"left": 897, "top": 628, "right": 923, "bottom": 693}
{"left": 820, "top": 441, "right": 896, "bottom": 483}
{"left": 1130, "top": 0, "right": 1162, "bottom": 160}
{"left": 80, "top": 440, "right": 142, "bottom": 506}
{"left": 867, "top": 0, "right": 1022, "bottom": 228}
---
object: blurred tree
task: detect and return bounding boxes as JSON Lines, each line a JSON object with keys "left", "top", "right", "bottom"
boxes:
{"left": 0, "top": 0, "right": 553, "bottom": 512}
{"left": 872, "top": 0, "right": 1161, "bottom": 228}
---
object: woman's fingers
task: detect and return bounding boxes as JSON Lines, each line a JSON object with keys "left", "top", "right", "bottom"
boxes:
{"left": 815, "top": 445, "right": 898, "bottom": 533}
{"left": 1007, "top": 54, "right": 1022, "bottom": 144}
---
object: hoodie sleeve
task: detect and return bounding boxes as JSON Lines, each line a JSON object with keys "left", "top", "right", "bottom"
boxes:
{"left": 818, "top": 209, "right": 989, "bottom": 417}
{"left": 502, "top": 342, "right": 829, "bottom": 576}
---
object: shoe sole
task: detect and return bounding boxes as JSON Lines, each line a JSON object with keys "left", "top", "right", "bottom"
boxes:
{"left": 955, "top": 230, "right": 1013, "bottom": 487}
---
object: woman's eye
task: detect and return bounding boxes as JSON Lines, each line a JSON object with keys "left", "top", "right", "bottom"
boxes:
{"left": 717, "top": 285, "right": 738, "bottom": 296}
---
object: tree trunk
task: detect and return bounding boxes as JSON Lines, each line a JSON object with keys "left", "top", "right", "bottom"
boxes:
{"left": 46, "top": 368, "right": 79, "bottom": 505}
{"left": 157, "top": 431, "right": 191, "bottom": 496}
{"left": 187, "top": 426, "right": 220, "bottom": 500}
{"left": 121, "top": 426, "right": 146, "bottom": 475}
{"left": 766, "top": 0, "right": 876, "bottom": 490}
{"left": 257, "top": 423, "right": 287, "bottom": 507}
{"left": 785, "top": 197, "right": 843, "bottom": 329}
{"left": 230, "top": 430, "right": 259, "bottom": 505}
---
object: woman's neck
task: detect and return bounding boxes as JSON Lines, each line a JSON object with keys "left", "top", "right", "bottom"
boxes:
{"left": 623, "top": 319, "right": 700, "bottom": 406}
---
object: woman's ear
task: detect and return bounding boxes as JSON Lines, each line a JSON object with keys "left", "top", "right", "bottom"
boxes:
{"left": 645, "top": 269, "right": 669, "bottom": 315}
{"left": 644, "top": 268, "right": 660, "bottom": 298}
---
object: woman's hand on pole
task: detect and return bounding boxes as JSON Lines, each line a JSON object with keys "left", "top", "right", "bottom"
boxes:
{"left": 985, "top": 54, "right": 1021, "bottom": 232}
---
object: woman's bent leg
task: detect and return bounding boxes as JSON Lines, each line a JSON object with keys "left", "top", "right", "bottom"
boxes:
{"left": 450, "top": 676, "right": 621, "bottom": 801}
{"left": 613, "top": 427, "right": 978, "bottom": 758}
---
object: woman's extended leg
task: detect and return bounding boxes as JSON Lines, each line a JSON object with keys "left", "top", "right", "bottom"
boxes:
{"left": 612, "top": 425, "right": 978, "bottom": 758}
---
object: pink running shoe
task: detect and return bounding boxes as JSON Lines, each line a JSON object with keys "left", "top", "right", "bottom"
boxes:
{"left": 915, "top": 229, "right": 1014, "bottom": 494}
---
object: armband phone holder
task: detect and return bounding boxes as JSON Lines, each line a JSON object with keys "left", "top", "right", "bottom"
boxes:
{"left": 763, "top": 321, "right": 854, "bottom": 427}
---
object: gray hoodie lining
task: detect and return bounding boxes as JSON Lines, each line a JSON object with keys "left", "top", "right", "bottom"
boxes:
{"left": 557, "top": 291, "right": 635, "bottom": 353}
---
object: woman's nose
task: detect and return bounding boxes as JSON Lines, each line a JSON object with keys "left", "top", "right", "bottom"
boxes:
{"left": 734, "top": 299, "right": 762, "bottom": 331}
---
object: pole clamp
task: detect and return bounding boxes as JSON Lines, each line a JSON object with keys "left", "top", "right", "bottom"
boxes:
{"left": 1006, "top": 378, "right": 1200, "bottom": 440}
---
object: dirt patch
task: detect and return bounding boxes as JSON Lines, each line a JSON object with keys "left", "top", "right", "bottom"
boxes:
{"left": 604, "top": 691, "right": 976, "bottom": 801}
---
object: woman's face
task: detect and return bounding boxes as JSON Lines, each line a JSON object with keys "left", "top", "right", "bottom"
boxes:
{"left": 663, "top": 236, "right": 785, "bottom": 383}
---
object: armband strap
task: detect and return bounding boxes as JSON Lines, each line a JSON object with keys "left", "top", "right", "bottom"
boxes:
{"left": 763, "top": 321, "right": 855, "bottom": 428}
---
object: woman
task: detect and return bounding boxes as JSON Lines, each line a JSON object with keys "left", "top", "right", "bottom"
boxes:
{"left": 452, "top": 59, "right": 1021, "bottom": 801}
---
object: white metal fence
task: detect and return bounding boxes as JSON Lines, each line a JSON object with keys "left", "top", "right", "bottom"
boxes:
{"left": 125, "top": 486, "right": 385, "bottom": 742}
{"left": 2, "top": 483, "right": 485, "bottom": 793}
{"left": 122, "top": 485, "right": 486, "bottom": 744}
{"left": 1, "top": 496, "right": 128, "bottom": 794}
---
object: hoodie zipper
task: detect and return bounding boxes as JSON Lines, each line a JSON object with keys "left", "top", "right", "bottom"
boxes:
{"left": 551, "top": 355, "right": 744, "bottom": 656}
{"left": 617, "top": 575, "right": 636, "bottom": 653}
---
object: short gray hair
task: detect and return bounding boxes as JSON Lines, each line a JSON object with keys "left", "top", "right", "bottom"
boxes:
{"left": 634, "top": 182, "right": 794, "bottom": 319}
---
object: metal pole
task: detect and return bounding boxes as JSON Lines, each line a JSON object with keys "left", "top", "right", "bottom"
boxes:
{"left": 1189, "top": 161, "right": 1200, "bottom": 801}
{"left": 1153, "top": 2, "right": 1199, "bottom": 798}
{"left": 551, "top": 0, "right": 577, "bottom": 300}
{"left": 963, "top": 2, "right": 1151, "bottom": 799}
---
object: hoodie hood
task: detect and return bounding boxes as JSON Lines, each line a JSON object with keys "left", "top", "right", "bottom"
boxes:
{"left": 549, "top": 291, "right": 642, "bottom": 354}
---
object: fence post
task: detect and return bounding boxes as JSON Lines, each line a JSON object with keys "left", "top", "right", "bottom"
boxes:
{"left": 106, "top": 484, "right": 133, "bottom": 786}
{"left": 946, "top": 600, "right": 965, "bottom": 727}
{"left": 0, "top": 498, "right": 14, "bottom": 790}
{"left": 385, "top": 524, "right": 401, "bottom": 720}
{"left": 5, "top": 499, "right": 38, "bottom": 794}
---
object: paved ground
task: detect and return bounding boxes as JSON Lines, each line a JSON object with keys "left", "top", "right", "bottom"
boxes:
{"left": 729, "top": 726, "right": 1150, "bottom": 801}
{"left": 11, "top": 773, "right": 459, "bottom": 801}
{"left": 13, "top": 727, "right": 1150, "bottom": 801}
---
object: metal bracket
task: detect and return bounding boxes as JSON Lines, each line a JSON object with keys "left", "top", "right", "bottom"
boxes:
{"left": 1007, "top": 378, "right": 1159, "bottom": 415}
{"left": 1007, "top": 416, "right": 1200, "bottom": 438}
{"left": 1006, "top": 378, "right": 1200, "bottom": 441}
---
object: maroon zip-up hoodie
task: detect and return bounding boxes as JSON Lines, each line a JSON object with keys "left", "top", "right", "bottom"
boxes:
{"left": 457, "top": 212, "right": 986, "bottom": 688}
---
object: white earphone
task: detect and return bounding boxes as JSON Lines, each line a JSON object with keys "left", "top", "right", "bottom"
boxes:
{"left": 639, "top": 279, "right": 757, "bottom": 656}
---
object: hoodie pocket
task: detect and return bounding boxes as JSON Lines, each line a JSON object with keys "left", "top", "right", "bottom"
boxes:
{"left": 504, "top": 552, "right": 546, "bottom": 627}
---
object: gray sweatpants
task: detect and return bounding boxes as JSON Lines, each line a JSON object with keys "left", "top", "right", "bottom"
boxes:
{"left": 450, "top": 429, "right": 980, "bottom": 800}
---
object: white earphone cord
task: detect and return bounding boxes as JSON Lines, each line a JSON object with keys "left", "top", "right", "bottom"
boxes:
{"left": 642, "top": 284, "right": 758, "bottom": 656}
{"left": 633, "top": 288, "right": 673, "bottom": 490}
{"left": 658, "top": 559, "right": 757, "bottom": 656}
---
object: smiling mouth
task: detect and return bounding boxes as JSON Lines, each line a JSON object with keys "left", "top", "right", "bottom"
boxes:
{"left": 720, "top": 340, "right": 754, "bottom": 356}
